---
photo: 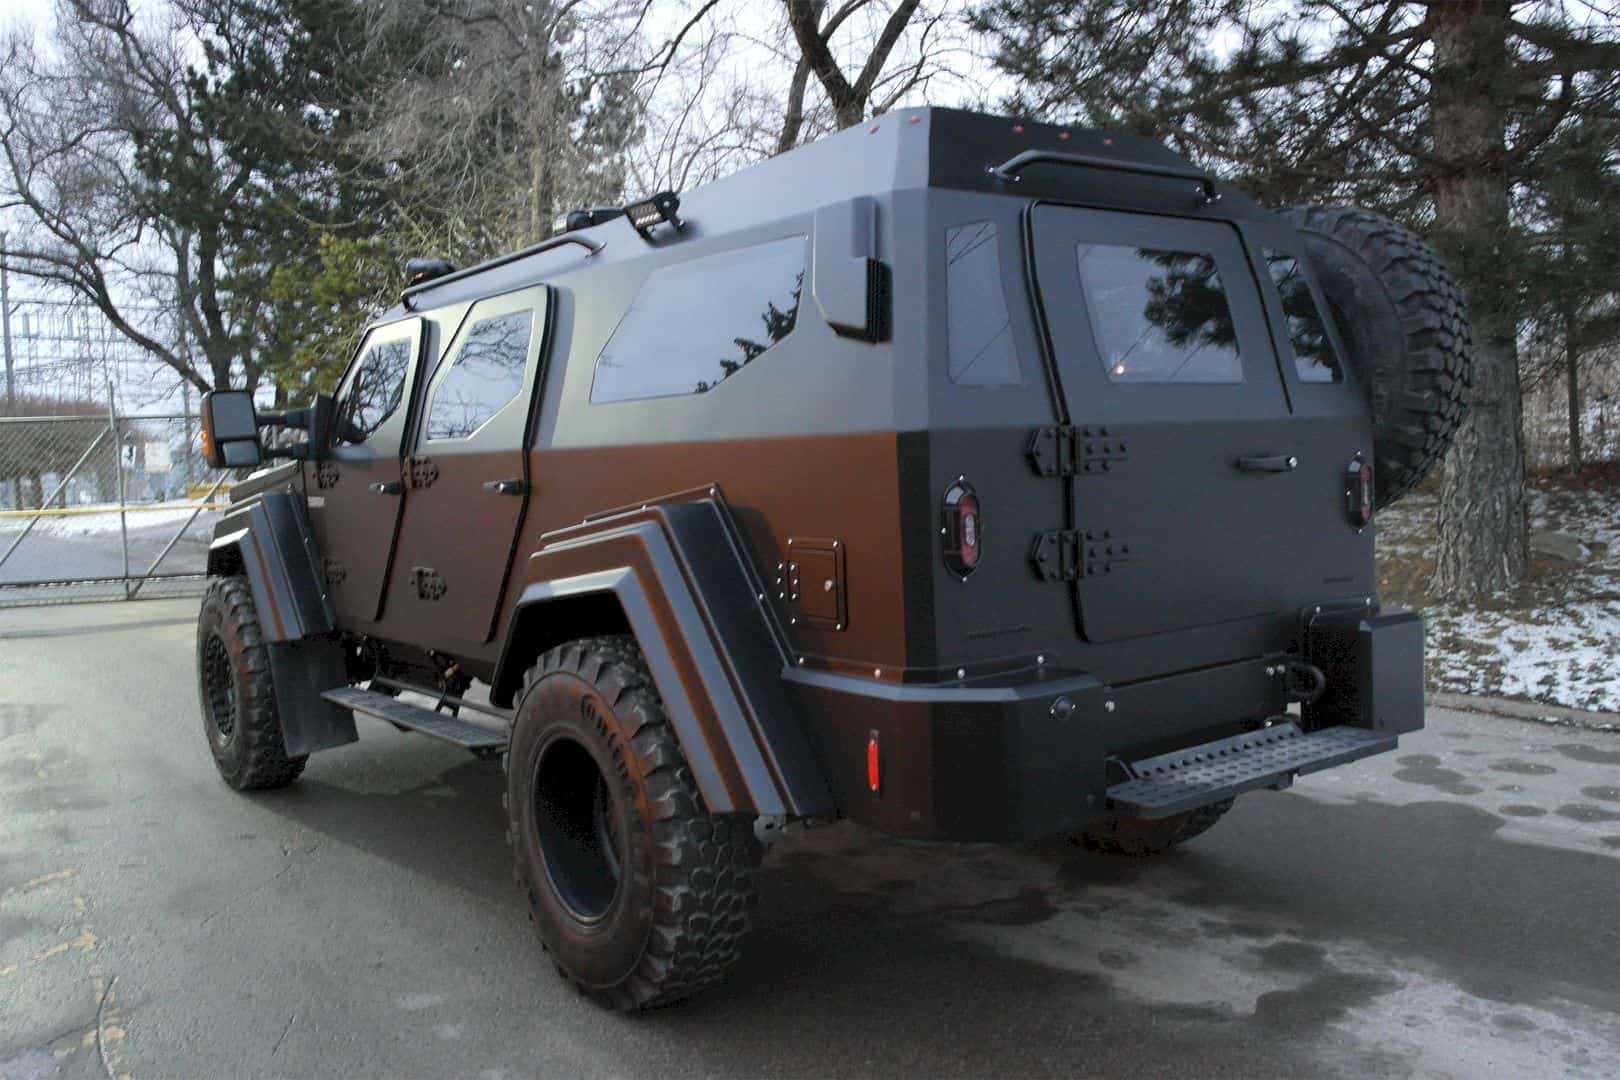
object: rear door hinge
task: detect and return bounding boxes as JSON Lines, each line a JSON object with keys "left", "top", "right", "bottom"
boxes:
{"left": 1027, "top": 426, "right": 1130, "bottom": 477}
{"left": 1031, "top": 529, "right": 1134, "bottom": 581}
{"left": 408, "top": 456, "right": 439, "bottom": 489}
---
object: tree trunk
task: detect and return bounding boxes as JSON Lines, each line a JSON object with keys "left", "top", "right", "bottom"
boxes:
{"left": 1565, "top": 318, "right": 1582, "bottom": 475}
{"left": 1429, "top": 2, "right": 1526, "bottom": 598}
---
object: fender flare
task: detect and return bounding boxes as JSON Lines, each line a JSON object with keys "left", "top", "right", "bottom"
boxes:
{"left": 493, "top": 498, "right": 834, "bottom": 820}
{"left": 207, "top": 490, "right": 333, "bottom": 642}
{"left": 207, "top": 490, "right": 354, "bottom": 757}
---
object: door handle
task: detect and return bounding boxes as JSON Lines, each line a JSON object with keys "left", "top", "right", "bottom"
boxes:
{"left": 482, "top": 477, "right": 527, "bottom": 496}
{"left": 369, "top": 480, "right": 405, "bottom": 495}
{"left": 1235, "top": 453, "right": 1298, "bottom": 473}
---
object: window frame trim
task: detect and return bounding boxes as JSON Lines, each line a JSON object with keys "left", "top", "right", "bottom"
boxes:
{"left": 329, "top": 316, "right": 425, "bottom": 455}
{"left": 417, "top": 286, "right": 547, "bottom": 446}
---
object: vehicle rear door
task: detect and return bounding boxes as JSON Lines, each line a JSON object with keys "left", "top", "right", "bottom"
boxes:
{"left": 1028, "top": 204, "right": 1361, "bottom": 643}
{"left": 380, "top": 286, "right": 550, "bottom": 649}
{"left": 306, "top": 318, "right": 423, "bottom": 626}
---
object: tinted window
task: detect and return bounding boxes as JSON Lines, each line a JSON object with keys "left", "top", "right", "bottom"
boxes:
{"left": 335, "top": 336, "right": 413, "bottom": 444}
{"left": 1265, "top": 250, "right": 1343, "bottom": 383}
{"left": 945, "top": 222, "right": 1022, "bottom": 387}
{"left": 1075, "top": 244, "right": 1242, "bottom": 384}
{"left": 591, "top": 236, "right": 805, "bottom": 403}
{"left": 425, "top": 309, "right": 534, "bottom": 440}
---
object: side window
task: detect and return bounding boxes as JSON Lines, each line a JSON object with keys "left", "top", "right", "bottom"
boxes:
{"left": 591, "top": 236, "right": 805, "bottom": 404}
{"left": 945, "top": 222, "right": 1023, "bottom": 387}
{"left": 424, "top": 308, "right": 535, "bottom": 440}
{"left": 1075, "top": 243, "right": 1243, "bottom": 384}
{"left": 334, "top": 334, "right": 414, "bottom": 445}
{"left": 1264, "top": 250, "right": 1344, "bottom": 383}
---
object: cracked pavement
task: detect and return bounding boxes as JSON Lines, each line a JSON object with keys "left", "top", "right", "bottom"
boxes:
{"left": 1, "top": 599, "right": 1618, "bottom": 1078}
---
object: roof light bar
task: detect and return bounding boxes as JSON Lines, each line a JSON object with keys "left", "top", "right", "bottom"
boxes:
{"left": 624, "top": 192, "right": 683, "bottom": 241}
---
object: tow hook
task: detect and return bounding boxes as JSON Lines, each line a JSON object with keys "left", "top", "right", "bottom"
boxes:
{"left": 1282, "top": 660, "right": 1327, "bottom": 704}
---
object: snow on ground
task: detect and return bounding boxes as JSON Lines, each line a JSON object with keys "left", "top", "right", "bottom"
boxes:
{"left": 0, "top": 502, "right": 218, "bottom": 537}
{"left": 1379, "top": 476, "right": 1620, "bottom": 714}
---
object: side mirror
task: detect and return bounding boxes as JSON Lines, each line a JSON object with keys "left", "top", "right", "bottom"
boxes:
{"left": 200, "top": 390, "right": 263, "bottom": 468}
{"left": 307, "top": 393, "right": 336, "bottom": 457}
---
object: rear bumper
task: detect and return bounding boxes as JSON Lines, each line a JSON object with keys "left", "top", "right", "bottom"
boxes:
{"left": 785, "top": 609, "right": 1423, "bottom": 842}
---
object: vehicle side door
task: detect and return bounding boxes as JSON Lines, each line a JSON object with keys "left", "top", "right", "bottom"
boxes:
{"left": 380, "top": 286, "right": 550, "bottom": 650}
{"left": 305, "top": 318, "right": 423, "bottom": 627}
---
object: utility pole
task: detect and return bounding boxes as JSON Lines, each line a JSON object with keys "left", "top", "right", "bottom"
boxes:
{"left": 1, "top": 231, "right": 15, "bottom": 411}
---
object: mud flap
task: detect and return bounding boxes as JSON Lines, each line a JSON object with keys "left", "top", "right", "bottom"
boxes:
{"left": 266, "top": 638, "right": 356, "bottom": 757}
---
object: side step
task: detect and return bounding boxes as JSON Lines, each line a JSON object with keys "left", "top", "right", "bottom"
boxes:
{"left": 1107, "top": 722, "right": 1396, "bottom": 819}
{"left": 322, "top": 686, "right": 510, "bottom": 754}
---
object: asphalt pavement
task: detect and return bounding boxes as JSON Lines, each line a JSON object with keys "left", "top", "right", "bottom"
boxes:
{"left": 2, "top": 599, "right": 1618, "bottom": 1079}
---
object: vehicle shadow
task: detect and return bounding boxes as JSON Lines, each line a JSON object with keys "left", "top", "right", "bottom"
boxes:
{"left": 251, "top": 736, "right": 1620, "bottom": 1078}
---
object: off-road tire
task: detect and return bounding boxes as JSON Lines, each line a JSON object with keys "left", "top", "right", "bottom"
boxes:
{"left": 196, "top": 576, "right": 308, "bottom": 790}
{"left": 505, "top": 635, "right": 761, "bottom": 1011}
{"left": 1074, "top": 798, "right": 1233, "bottom": 857}
{"left": 1282, "top": 205, "right": 1472, "bottom": 508}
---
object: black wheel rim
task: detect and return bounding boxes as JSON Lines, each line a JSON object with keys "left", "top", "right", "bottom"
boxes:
{"left": 201, "top": 633, "right": 238, "bottom": 744}
{"left": 533, "top": 734, "right": 624, "bottom": 924}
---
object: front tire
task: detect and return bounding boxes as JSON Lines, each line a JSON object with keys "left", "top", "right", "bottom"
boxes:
{"left": 506, "top": 636, "right": 761, "bottom": 1011}
{"left": 196, "top": 576, "right": 307, "bottom": 790}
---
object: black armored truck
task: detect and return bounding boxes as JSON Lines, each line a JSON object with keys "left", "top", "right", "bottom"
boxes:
{"left": 194, "top": 108, "right": 1471, "bottom": 1010}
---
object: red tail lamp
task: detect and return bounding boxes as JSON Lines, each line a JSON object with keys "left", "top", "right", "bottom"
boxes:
{"left": 1345, "top": 454, "right": 1374, "bottom": 531}
{"left": 866, "top": 732, "right": 881, "bottom": 793}
{"left": 942, "top": 479, "right": 981, "bottom": 578}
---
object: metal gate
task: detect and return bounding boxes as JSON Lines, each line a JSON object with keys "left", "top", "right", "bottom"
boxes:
{"left": 0, "top": 409, "right": 230, "bottom": 606}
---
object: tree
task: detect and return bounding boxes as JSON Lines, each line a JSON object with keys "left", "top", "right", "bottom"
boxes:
{"left": 973, "top": 0, "right": 1620, "bottom": 598}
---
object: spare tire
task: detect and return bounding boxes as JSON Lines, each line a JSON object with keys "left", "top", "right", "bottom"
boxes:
{"left": 1281, "top": 205, "right": 1472, "bottom": 508}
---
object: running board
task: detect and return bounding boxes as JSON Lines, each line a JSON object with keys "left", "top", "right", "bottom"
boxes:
{"left": 1106, "top": 722, "right": 1395, "bottom": 819}
{"left": 321, "top": 686, "right": 510, "bottom": 754}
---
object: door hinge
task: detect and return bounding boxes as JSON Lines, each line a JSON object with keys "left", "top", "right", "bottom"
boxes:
{"left": 411, "top": 566, "right": 446, "bottom": 601}
{"left": 408, "top": 456, "right": 439, "bottom": 489}
{"left": 1027, "top": 426, "right": 1130, "bottom": 477}
{"left": 1031, "top": 529, "right": 1134, "bottom": 581}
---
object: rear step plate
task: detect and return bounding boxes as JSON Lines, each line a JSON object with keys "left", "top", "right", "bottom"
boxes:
{"left": 322, "top": 687, "right": 509, "bottom": 753}
{"left": 1107, "top": 722, "right": 1395, "bottom": 819}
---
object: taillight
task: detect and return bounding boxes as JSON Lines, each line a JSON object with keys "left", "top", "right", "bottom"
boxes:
{"left": 942, "top": 478, "right": 981, "bottom": 577}
{"left": 1345, "top": 454, "right": 1374, "bottom": 531}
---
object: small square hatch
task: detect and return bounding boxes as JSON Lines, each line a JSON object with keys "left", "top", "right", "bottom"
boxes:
{"left": 784, "top": 537, "right": 846, "bottom": 630}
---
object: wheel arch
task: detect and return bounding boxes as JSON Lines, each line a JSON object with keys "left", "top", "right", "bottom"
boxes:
{"left": 492, "top": 499, "right": 835, "bottom": 820}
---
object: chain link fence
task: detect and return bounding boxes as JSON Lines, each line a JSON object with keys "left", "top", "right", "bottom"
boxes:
{"left": 0, "top": 409, "right": 232, "bottom": 606}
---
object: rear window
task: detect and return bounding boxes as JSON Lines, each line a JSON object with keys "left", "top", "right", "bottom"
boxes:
{"left": 1075, "top": 244, "right": 1242, "bottom": 384}
{"left": 1264, "top": 250, "right": 1343, "bottom": 383}
{"left": 591, "top": 237, "right": 805, "bottom": 403}
{"left": 945, "top": 222, "right": 1022, "bottom": 387}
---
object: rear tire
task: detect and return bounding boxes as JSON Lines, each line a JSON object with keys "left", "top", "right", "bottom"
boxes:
{"left": 1282, "top": 205, "right": 1472, "bottom": 508}
{"left": 196, "top": 576, "right": 307, "bottom": 790}
{"left": 1074, "top": 799, "right": 1232, "bottom": 857}
{"left": 506, "top": 635, "right": 761, "bottom": 1011}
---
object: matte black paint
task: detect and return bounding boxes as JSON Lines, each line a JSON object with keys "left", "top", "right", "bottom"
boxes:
{"left": 206, "top": 107, "right": 1425, "bottom": 841}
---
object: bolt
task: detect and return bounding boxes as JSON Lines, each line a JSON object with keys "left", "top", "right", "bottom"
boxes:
{"left": 797, "top": 657, "right": 805, "bottom": 666}
{"left": 873, "top": 668, "right": 883, "bottom": 678}
{"left": 956, "top": 668, "right": 966, "bottom": 679}
{"left": 1050, "top": 696, "right": 1076, "bottom": 721}
{"left": 789, "top": 617, "right": 797, "bottom": 625}
{"left": 1037, "top": 654, "right": 1046, "bottom": 665}
{"left": 1104, "top": 700, "right": 1116, "bottom": 713}
{"left": 824, "top": 579, "right": 835, "bottom": 592}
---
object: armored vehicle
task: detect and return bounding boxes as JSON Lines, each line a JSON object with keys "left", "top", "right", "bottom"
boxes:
{"left": 195, "top": 108, "right": 1471, "bottom": 1010}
